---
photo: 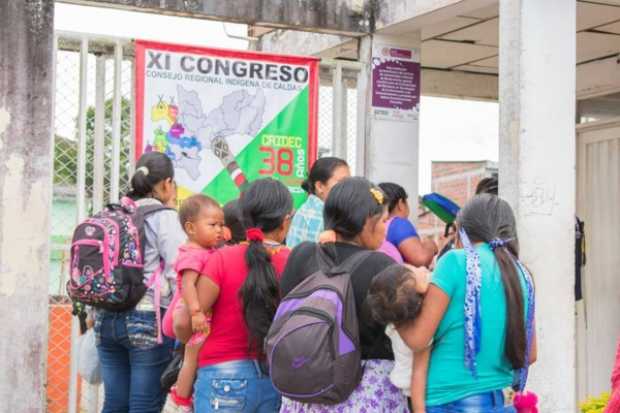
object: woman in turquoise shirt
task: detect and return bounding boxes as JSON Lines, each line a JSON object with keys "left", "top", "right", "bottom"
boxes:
{"left": 400, "top": 194, "right": 537, "bottom": 412}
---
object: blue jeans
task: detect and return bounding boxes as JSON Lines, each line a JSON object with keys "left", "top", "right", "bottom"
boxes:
{"left": 194, "top": 360, "right": 281, "bottom": 412}
{"left": 95, "top": 309, "right": 174, "bottom": 413}
{"left": 427, "top": 390, "right": 516, "bottom": 413}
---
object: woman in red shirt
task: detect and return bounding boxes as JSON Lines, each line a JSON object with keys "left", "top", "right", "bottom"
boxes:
{"left": 194, "top": 178, "right": 294, "bottom": 412}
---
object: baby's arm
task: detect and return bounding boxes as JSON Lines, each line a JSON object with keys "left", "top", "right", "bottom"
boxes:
{"left": 181, "top": 270, "right": 206, "bottom": 332}
{"left": 411, "top": 347, "right": 430, "bottom": 413}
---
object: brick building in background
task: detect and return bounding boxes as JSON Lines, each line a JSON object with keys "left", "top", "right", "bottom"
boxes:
{"left": 417, "top": 161, "right": 497, "bottom": 237}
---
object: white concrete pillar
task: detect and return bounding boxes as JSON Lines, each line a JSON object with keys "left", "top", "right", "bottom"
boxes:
{"left": 0, "top": 0, "right": 55, "bottom": 411}
{"left": 499, "top": 1, "right": 576, "bottom": 411}
{"left": 362, "top": 32, "right": 422, "bottom": 219}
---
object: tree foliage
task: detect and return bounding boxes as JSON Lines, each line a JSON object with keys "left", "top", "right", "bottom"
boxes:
{"left": 54, "top": 97, "right": 132, "bottom": 202}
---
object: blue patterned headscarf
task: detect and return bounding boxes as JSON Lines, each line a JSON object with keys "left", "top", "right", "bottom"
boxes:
{"left": 460, "top": 228, "right": 483, "bottom": 378}
{"left": 460, "top": 229, "right": 536, "bottom": 388}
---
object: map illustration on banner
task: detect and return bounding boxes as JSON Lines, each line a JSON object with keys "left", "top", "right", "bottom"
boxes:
{"left": 135, "top": 41, "right": 319, "bottom": 208}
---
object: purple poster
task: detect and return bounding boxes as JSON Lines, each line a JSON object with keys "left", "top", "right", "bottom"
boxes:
{"left": 371, "top": 45, "right": 420, "bottom": 122}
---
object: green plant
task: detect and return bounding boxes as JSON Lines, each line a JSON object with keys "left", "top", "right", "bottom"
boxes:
{"left": 580, "top": 392, "right": 610, "bottom": 413}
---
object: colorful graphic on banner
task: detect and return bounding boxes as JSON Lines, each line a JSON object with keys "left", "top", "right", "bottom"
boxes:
{"left": 371, "top": 45, "right": 420, "bottom": 122}
{"left": 135, "top": 40, "right": 319, "bottom": 208}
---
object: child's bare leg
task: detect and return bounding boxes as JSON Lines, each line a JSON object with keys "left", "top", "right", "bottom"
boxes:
{"left": 175, "top": 337, "right": 205, "bottom": 399}
{"left": 173, "top": 301, "right": 193, "bottom": 343}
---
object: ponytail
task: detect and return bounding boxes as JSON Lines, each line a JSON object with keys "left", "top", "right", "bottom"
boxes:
{"left": 301, "top": 179, "right": 313, "bottom": 195}
{"left": 495, "top": 244, "right": 527, "bottom": 369}
{"left": 240, "top": 237, "right": 280, "bottom": 352}
{"left": 129, "top": 170, "right": 152, "bottom": 199}
{"left": 127, "top": 152, "right": 174, "bottom": 201}
{"left": 238, "top": 178, "right": 293, "bottom": 353}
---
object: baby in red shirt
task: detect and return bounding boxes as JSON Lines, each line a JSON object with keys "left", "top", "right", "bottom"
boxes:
{"left": 162, "top": 194, "right": 224, "bottom": 342}
{"left": 161, "top": 194, "right": 224, "bottom": 412}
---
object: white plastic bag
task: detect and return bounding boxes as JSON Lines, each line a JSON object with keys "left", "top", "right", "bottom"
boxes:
{"left": 77, "top": 328, "right": 102, "bottom": 384}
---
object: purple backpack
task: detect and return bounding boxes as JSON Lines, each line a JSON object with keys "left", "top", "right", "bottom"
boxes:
{"left": 67, "top": 197, "right": 168, "bottom": 312}
{"left": 265, "top": 247, "right": 372, "bottom": 405}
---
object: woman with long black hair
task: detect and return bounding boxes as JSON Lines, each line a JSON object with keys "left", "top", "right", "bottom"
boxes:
{"left": 194, "top": 178, "right": 294, "bottom": 412}
{"left": 399, "top": 194, "right": 537, "bottom": 412}
{"left": 280, "top": 177, "right": 410, "bottom": 412}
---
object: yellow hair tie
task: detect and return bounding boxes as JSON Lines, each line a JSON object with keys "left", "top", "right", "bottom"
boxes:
{"left": 370, "top": 188, "right": 384, "bottom": 205}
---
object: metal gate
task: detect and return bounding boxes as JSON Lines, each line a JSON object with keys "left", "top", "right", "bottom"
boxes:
{"left": 50, "top": 31, "right": 134, "bottom": 413}
{"left": 317, "top": 59, "right": 365, "bottom": 175}
{"left": 50, "top": 31, "right": 364, "bottom": 412}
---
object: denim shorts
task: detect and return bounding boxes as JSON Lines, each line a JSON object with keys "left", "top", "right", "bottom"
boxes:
{"left": 427, "top": 390, "right": 516, "bottom": 413}
{"left": 194, "top": 359, "right": 281, "bottom": 412}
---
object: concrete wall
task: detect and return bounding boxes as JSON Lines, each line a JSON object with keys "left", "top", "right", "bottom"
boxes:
{"left": 499, "top": 1, "right": 577, "bottom": 411}
{"left": 375, "top": 0, "right": 459, "bottom": 29}
{"left": 258, "top": 30, "right": 359, "bottom": 59}
{"left": 0, "top": 1, "right": 55, "bottom": 411}
{"left": 374, "top": 0, "right": 496, "bottom": 33}
{"left": 61, "top": 0, "right": 372, "bottom": 35}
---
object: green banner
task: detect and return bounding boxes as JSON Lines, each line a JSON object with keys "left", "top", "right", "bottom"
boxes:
{"left": 135, "top": 40, "right": 319, "bottom": 207}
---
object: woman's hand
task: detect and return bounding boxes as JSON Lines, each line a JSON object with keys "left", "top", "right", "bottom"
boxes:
{"left": 318, "top": 230, "right": 336, "bottom": 244}
{"left": 403, "top": 264, "right": 431, "bottom": 294}
{"left": 413, "top": 267, "right": 431, "bottom": 294}
{"left": 437, "top": 232, "right": 455, "bottom": 252}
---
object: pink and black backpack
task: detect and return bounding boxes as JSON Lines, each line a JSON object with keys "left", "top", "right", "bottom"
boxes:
{"left": 67, "top": 197, "right": 169, "bottom": 312}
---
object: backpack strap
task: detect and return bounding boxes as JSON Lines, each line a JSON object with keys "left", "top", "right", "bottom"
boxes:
{"left": 145, "top": 259, "right": 165, "bottom": 344}
{"left": 133, "top": 201, "right": 171, "bottom": 345}
{"left": 331, "top": 250, "right": 374, "bottom": 276}
{"left": 133, "top": 203, "right": 173, "bottom": 263}
{"left": 316, "top": 245, "right": 374, "bottom": 277}
{"left": 134, "top": 204, "right": 172, "bottom": 230}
